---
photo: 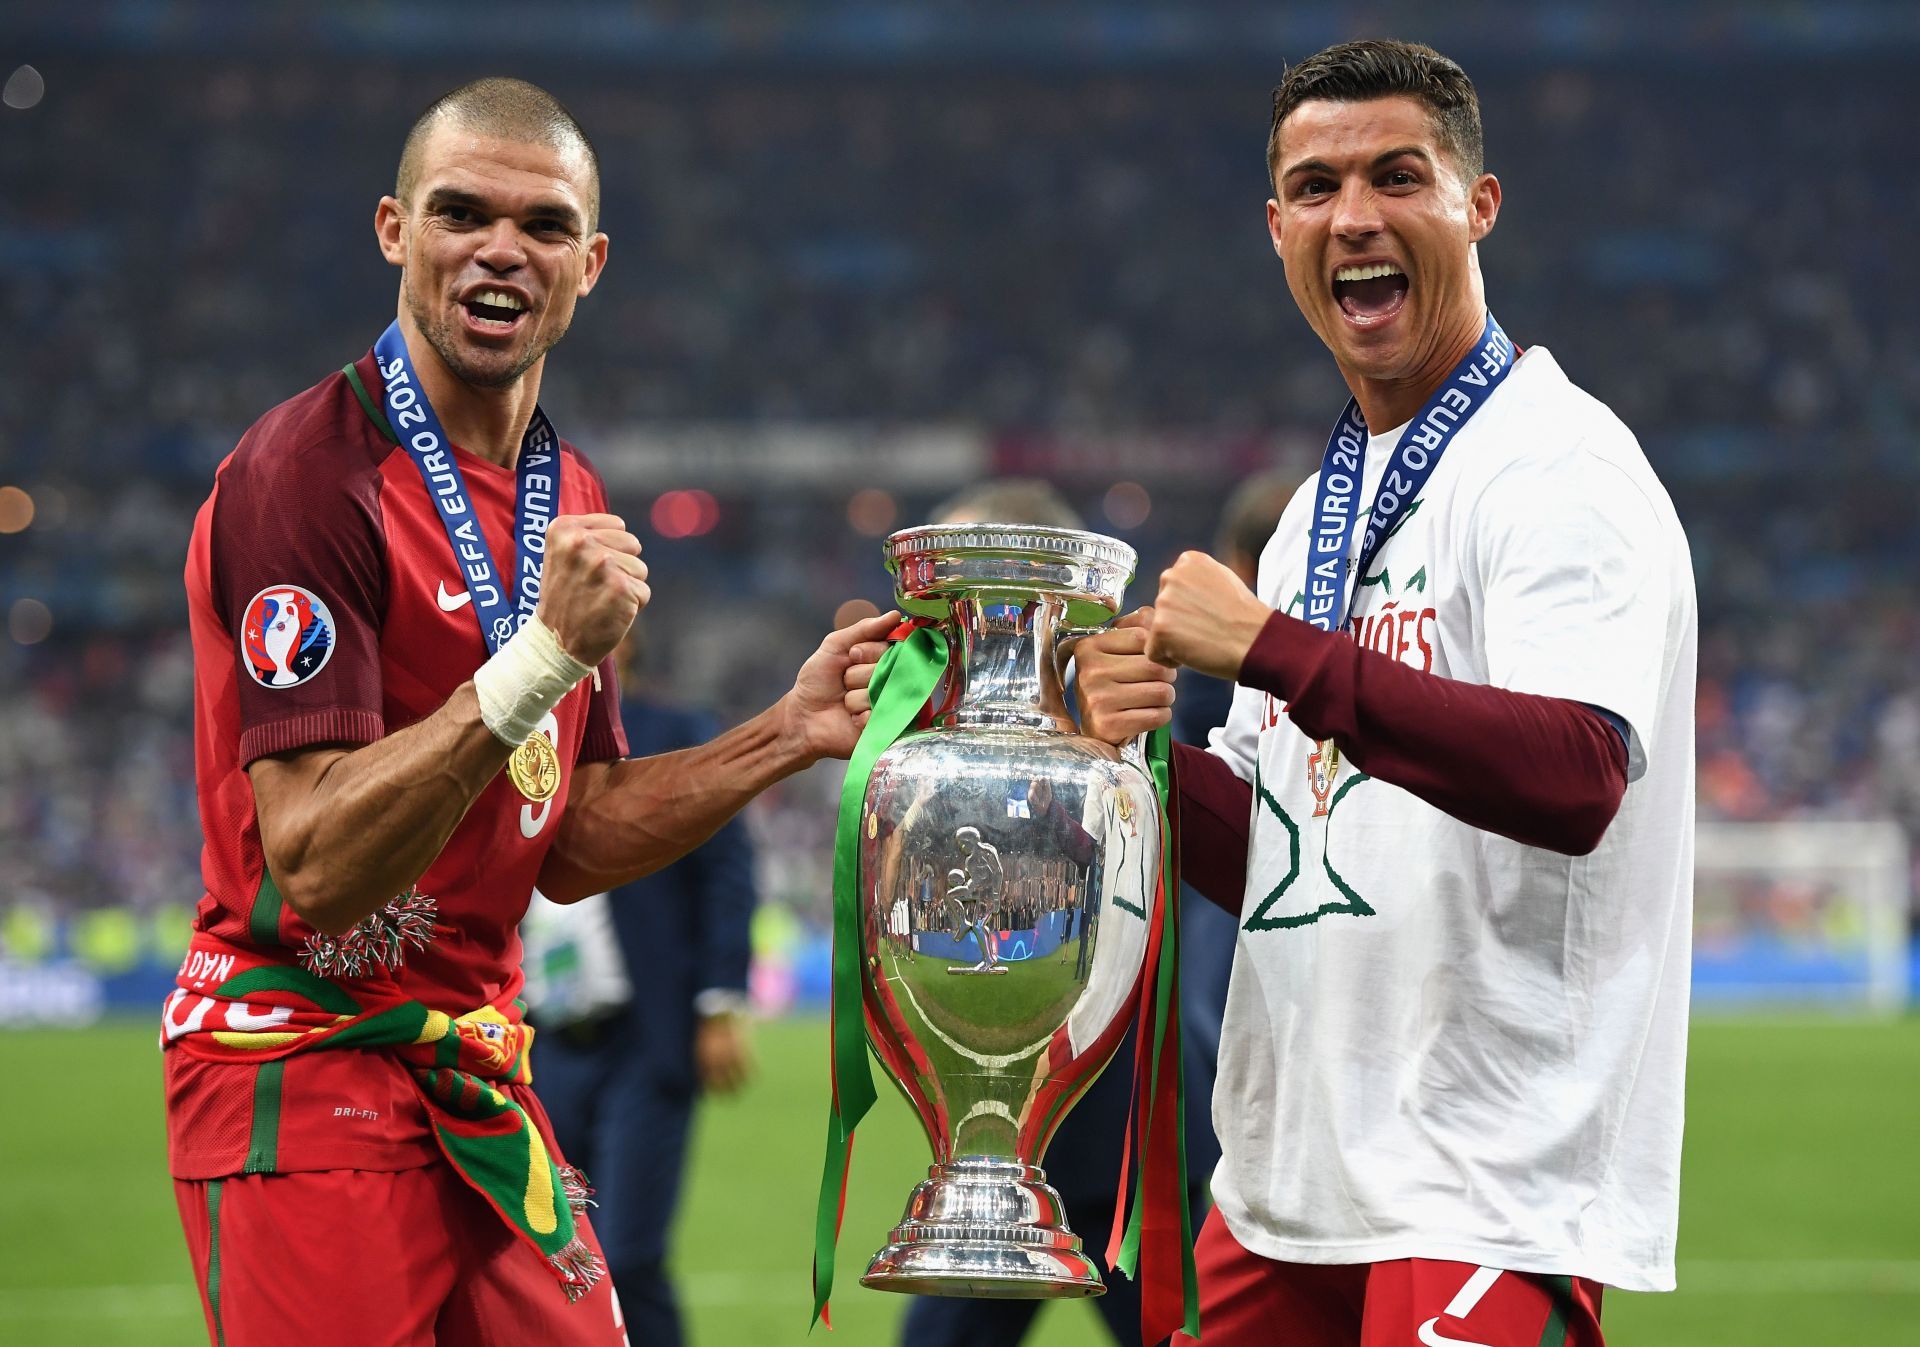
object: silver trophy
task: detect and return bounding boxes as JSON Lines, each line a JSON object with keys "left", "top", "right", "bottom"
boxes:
{"left": 857, "top": 524, "right": 1162, "bottom": 1298}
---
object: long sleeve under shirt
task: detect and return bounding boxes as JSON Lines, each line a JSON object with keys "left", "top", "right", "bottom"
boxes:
{"left": 1177, "top": 610, "right": 1628, "bottom": 915}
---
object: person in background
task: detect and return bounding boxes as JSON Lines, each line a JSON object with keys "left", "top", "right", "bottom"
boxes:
{"left": 1171, "top": 471, "right": 1299, "bottom": 1080}
{"left": 527, "top": 627, "right": 757, "bottom": 1347}
{"left": 898, "top": 477, "right": 1225, "bottom": 1347}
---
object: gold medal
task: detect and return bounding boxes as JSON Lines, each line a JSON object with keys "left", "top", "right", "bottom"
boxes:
{"left": 506, "top": 730, "right": 561, "bottom": 802}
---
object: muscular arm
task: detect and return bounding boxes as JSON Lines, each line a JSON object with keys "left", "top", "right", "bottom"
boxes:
{"left": 536, "top": 702, "right": 804, "bottom": 903}
{"left": 543, "top": 608, "right": 903, "bottom": 903}
{"left": 249, "top": 683, "right": 513, "bottom": 935}
{"left": 1239, "top": 612, "right": 1628, "bottom": 855}
{"left": 249, "top": 512, "right": 645, "bottom": 936}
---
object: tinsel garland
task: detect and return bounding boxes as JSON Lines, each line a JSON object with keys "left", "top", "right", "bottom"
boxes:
{"left": 558, "top": 1164, "right": 596, "bottom": 1215}
{"left": 298, "top": 886, "right": 438, "bottom": 978}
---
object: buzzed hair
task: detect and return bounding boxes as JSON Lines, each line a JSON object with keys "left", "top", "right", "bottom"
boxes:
{"left": 395, "top": 77, "right": 602, "bottom": 229}
{"left": 1267, "top": 40, "right": 1483, "bottom": 192}
{"left": 933, "top": 478, "right": 1083, "bottom": 530}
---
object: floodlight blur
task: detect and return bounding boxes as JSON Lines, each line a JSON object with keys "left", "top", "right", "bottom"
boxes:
{"left": 0, "top": 486, "right": 33, "bottom": 534}
{"left": 1102, "top": 481, "right": 1152, "bottom": 530}
{"left": 650, "top": 489, "right": 720, "bottom": 539}
{"left": 846, "top": 488, "right": 898, "bottom": 537}
{"left": 8, "top": 598, "right": 52, "bottom": 645}
{"left": 3, "top": 65, "right": 44, "bottom": 110}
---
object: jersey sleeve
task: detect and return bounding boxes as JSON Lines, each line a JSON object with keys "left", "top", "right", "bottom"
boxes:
{"left": 210, "top": 438, "right": 388, "bottom": 766}
{"left": 560, "top": 443, "right": 630, "bottom": 764}
{"left": 1467, "top": 443, "right": 1674, "bottom": 781}
{"left": 578, "top": 654, "right": 627, "bottom": 763}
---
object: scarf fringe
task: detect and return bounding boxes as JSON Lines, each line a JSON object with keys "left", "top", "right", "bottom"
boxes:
{"left": 550, "top": 1238, "right": 606, "bottom": 1303}
{"left": 299, "top": 887, "right": 438, "bottom": 978}
{"left": 558, "top": 1164, "right": 596, "bottom": 1215}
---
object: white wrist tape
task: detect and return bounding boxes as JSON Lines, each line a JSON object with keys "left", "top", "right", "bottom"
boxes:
{"left": 473, "top": 616, "right": 596, "bottom": 746}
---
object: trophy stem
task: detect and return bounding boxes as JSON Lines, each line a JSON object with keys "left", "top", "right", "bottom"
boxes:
{"left": 860, "top": 1157, "right": 1105, "bottom": 1299}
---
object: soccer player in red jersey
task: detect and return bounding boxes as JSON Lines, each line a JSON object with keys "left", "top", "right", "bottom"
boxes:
{"left": 166, "top": 78, "right": 897, "bottom": 1347}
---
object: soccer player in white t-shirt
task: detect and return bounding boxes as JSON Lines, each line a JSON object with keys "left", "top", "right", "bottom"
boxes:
{"left": 1071, "top": 39, "right": 1696, "bottom": 1347}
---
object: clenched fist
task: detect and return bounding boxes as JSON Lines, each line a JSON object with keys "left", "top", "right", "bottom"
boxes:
{"left": 1142, "top": 550, "right": 1273, "bottom": 679}
{"left": 531, "top": 513, "right": 650, "bottom": 667}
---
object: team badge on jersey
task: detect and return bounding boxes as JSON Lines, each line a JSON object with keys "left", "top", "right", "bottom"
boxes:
{"left": 1308, "top": 738, "right": 1341, "bottom": 816}
{"left": 242, "top": 584, "right": 335, "bottom": 687}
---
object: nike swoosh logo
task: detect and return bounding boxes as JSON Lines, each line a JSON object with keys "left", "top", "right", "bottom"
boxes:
{"left": 436, "top": 582, "right": 473, "bottom": 612}
{"left": 1417, "top": 1320, "right": 1494, "bottom": 1347}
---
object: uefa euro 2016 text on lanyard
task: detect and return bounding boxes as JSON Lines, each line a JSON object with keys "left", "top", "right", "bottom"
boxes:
{"left": 1299, "top": 312, "right": 1516, "bottom": 798}
{"left": 372, "top": 320, "right": 566, "bottom": 802}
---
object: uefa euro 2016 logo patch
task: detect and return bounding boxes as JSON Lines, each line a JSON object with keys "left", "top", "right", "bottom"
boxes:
{"left": 242, "top": 584, "right": 336, "bottom": 687}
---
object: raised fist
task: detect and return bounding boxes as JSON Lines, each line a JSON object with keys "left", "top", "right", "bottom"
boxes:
{"left": 532, "top": 513, "right": 649, "bottom": 668}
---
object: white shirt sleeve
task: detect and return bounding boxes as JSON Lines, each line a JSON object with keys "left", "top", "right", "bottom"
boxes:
{"left": 1466, "top": 442, "right": 1676, "bottom": 780}
{"left": 1207, "top": 681, "right": 1264, "bottom": 785}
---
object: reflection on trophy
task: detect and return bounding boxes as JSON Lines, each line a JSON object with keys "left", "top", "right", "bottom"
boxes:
{"left": 856, "top": 523, "right": 1163, "bottom": 1298}
{"left": 940, "top": 827, "right": 1008, "bottom": 976}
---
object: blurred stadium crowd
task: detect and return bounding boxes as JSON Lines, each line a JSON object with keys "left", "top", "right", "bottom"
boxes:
{"left": 3, "top": 15, "right": 1917, "bottom": 949}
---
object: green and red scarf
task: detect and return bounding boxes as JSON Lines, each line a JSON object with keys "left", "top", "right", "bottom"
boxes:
{"left": 809, "top": 620, "right": 1199, "bottom": 1341}
{"left": 164, "top": 955, "right": 601, "bottom": 1301}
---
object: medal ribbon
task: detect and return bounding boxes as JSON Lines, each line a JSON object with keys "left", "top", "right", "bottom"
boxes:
{"left": 369, "top": 321, "right": 562, "bottom": 654}
{"left": 1105, "top": 724, "right": 1200, "bottom": 1342}
{"left": 1304, "top": 312, "right": 1515, "bottom": 634}
{"left": 812, "top": 619, "right": 949, "bottom": 1327}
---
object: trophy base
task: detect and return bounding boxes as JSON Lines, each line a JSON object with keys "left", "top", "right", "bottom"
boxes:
{"left": 860, "top": 1158, "right": 1105, "bottom": 1299}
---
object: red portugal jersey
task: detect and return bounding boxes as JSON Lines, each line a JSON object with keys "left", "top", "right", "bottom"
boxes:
{"left": 166, "top": 351, "right": 628, "bottom": 1178}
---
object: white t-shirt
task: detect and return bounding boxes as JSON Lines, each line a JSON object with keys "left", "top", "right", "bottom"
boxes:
{"left": 1206, "top": 348, "right": 1696, "bottom": 1292}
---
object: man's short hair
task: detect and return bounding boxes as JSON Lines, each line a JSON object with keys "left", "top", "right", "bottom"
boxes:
{"left": 933, "top": 478, "right": 1084, "bottom": 530}
{"left": 396, "top": 77, "right": 601, "bottom": 229}
{"left": 1266, "top": 40, "right": 1483, "bottom": 191}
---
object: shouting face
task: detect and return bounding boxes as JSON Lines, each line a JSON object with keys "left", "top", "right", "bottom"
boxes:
{"left": 376, "top": 121, "right": 607, "bottom": 390}
{"left": 1266, "top": 95, "right": 1500, "bottom": 417}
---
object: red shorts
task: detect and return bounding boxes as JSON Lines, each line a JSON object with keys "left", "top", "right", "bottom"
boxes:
{"left": 174, "top": 1163, "right": 628, "bottom": 1347}
{"left": 1173, "top": 1207, "right": 1605, "bottom": 1347}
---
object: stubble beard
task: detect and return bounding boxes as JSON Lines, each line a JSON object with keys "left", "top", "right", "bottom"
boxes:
{"left": 405, "top": 273, "right": 567, "bottom": 391}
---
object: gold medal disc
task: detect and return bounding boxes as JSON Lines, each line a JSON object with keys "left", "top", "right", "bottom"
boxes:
{"left": 507, "top": 731, "right": 561, "bottom": 802}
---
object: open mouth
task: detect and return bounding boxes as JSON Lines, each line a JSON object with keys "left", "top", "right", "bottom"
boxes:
{"left": 461, "top": 289, "right": 529, "bottom": 334}
{"left": 1332, "top": 262, "right": 1409, "bottom": 324}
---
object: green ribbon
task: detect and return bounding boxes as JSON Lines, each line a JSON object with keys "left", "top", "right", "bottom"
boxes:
{"left": 812, "top": 623, "right": 950, "bottom": 1326}
{"left": 1115, "top": 724, "right": 1201, "bottom": 1336}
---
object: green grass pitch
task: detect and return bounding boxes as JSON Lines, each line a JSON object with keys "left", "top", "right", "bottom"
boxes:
{"left": 4, "top": 1016, "right": 1917, "bottom": 1345}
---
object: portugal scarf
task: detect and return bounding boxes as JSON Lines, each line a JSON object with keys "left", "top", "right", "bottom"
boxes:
{"left": 163, "top": 950, "right": 602, "bottom": 1301}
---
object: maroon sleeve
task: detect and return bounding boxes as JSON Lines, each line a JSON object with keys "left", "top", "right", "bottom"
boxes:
{"left": 1238, "top": 612, "right": 1627, "bottom": 855}
{"left": 1171, "top": 742, "right": 1252, "bottom": 916}
{"left": 564, "top": 442, "right": 629, "bottom": 763}
{"left": 212, "top": 411, "right": 390, "bottom": 767}
{"left": 579, "top": 654, "right": 628, "bottom": 763}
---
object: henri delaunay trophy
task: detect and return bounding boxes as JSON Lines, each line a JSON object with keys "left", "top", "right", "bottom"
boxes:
{"left": 848, "top": 523, "right": 1165, "bottom": 1297}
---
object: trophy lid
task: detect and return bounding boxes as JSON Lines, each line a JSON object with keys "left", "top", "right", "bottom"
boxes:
{"left": 884, "top": 523, "right": 1137, "bottom": 624}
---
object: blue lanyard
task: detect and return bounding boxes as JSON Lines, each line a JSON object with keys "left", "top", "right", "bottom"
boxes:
{"left": 1302, "top": 312, "right": 1516, "bottom": 633}
{"left": 372, "top": 322, "right": 562, "bottom": 654}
